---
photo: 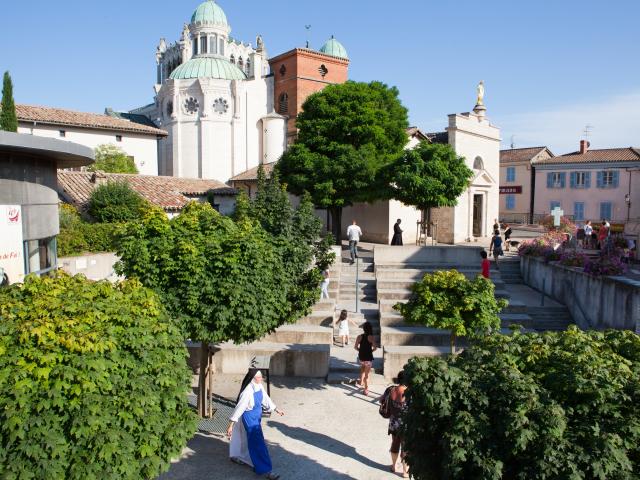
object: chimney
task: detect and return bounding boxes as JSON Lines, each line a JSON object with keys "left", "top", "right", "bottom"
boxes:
{"left": 579, "top": 140, "right": 590, "bottom": 154}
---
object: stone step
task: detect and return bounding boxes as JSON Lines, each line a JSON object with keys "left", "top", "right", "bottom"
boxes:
{"left": 379, "top": 297, "right": 517, "bottom": 313}
{"left": 376, "top": 279, "right": 506, "bottom": 291}
{"left": 211, "top": 342, "right": 329, "bottom": 377}
{"left": 379, "top": 312, "right": 533, "bottom": 328}
{"left": 375, "top": 269, "right": 491, "bottom": 280}
{"left": 380, "top": 326, "right": 535, "bottom": 347}
{"left": 262, "top": 325, "right": 333, "bottom": 344}
{"left": 383, "top": 346, "right": 451, "bottom": 380}
{"left": 329, "top": 350, "right": 383, "bottom": 373}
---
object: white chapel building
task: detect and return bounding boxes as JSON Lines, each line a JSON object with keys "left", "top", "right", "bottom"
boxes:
{"left": 132, "top": 0, "right": 286, "bottom": 182}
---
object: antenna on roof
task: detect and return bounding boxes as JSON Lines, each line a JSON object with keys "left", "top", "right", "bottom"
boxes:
{"left": 583, "top": 124, "right": 594, "bottom": 139}
{"left": 510, "top": 135, "right": 515, "bottom": 149}
{"left": 305, "top": 25, "right": 311, "bottom": 48}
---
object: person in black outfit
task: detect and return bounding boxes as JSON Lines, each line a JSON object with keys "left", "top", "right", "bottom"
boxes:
{"left": 391, "top": 219, "right": 403, "bottom": 246}
{"left": 354, "top": 322, "right": 377, "bottom": 396}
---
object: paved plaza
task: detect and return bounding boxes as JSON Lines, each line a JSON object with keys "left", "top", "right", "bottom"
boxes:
{"left": 159, "top": 375, "right": 400, "bottom": 480}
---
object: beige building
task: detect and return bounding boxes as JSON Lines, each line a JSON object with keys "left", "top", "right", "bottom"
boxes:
{"left": 499, "top": 146, "right": 553, "bottom": 223}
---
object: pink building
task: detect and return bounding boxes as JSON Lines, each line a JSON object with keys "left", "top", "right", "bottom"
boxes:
{"left": 533, "top": 141, "right": 640, "bottom": 224}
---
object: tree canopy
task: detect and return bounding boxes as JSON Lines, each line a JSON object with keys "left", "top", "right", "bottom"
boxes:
{"left": 88, "top": 179, "right": 149, "bottom": 223}
{"left": 385, "top": 141, "right": 473, "bottom": 212}
{"left": 88, "top": 144, "right": 138, "bottom": 174}
{"left": 0, "top": 71, "right": 18, "bottom": 132}
{"left": 395, "top": 269, "right": 507, "bottom": 352}
{"left": 0, "top": 273, "right": 195, "bottom": 479}
{"left": 277, "top": 80, "right": 409, "bottom": 241}
{"left": 401, "top": 328, "right": 640, "bottom": 479}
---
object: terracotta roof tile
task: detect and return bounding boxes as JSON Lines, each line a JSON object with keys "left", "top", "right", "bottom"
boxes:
{"left": 534, "top": 147, "right": 640, "bottom": 165}
{"left": 229, "top": 162, "right": 276, "bottom": 182}
{"left": 500, "top": 147, "right": 551, "bottom": 164}
{"left": 58, "top": 171, "right": 236, "bottom": 212}
{"left": 17, "top": 104, "right": 167, "bottom": 136}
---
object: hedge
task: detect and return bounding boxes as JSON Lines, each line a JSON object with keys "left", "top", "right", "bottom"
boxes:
{"left": 0, "top": 273, "right": 195, "bottom": 479}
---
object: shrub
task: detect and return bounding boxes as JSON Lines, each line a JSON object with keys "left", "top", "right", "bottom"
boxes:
{"left": 57, "top": 205, "right": 120, "bottom": 257}
{"left": 402, "top": 327, "right": 640, "bottom": 479}
{"left": 88, "top": 180, "right": 148, "bottom": 223}
{"left": 558, "top": 249, "right": 588, "bottom": 268}
{"left": 395, "top": 270, "right": 507, "bottom": 353}
{"left": 0, "top": 273, "right": 195, "bottom": 479}
{"left": 584, "top": 252, "right": 628, "bottom": 276}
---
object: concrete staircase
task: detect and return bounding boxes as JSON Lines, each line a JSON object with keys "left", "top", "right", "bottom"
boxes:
{"left": 497, "top": 258, "right": 524, "bottom": 284}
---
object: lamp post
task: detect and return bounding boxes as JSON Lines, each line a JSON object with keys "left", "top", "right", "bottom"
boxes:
{"left": 625, "top": 193, "right": 631, "bottom": 222}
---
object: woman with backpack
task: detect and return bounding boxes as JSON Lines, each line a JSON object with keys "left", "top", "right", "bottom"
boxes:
{"left": 489, "top": 229, "right": 503, "bottom": 269}
{"left": 379, "top": 371, "right": 409, "bottom": 478}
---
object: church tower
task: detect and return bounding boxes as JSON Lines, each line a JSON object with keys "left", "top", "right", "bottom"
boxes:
{"left": 268, "top": 36, "right": 350, "bottom": 143}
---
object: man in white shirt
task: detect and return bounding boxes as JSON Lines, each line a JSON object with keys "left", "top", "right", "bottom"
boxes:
{"left": 346, "top": 220, "right": 362, "bottom": 264}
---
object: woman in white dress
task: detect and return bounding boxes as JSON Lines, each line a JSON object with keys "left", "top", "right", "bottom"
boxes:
{"left": 226, "top": 371, "right": 284, "bottom": 479}
{"left": 334, "top": 309, "right": 359, "bottom": 347}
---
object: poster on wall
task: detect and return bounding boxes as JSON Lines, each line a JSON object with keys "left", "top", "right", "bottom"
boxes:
{"left": 0, "top": 205, "right": 24, "bottom": 285}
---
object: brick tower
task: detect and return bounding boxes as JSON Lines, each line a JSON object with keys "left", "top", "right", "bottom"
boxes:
{"left": 269, "top": 36, "right": 349, "bottom": 143}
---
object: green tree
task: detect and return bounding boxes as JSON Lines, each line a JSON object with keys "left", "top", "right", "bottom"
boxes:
{"left": 88, "top": 179, "right": 149, "bottom": 223}
{"left": 385, "top": 142, "right": 473, "bottom": 233}
{"left": 401, "top": 328, "right": 640, "bottom": 479}
{"left": 277, "top": 81, "right": 409, "bottom": 242}
{"left": 88, "top": 144, "right": 138, "bottom": 174}
{"left": 115, "top": 203, "right": 307, "bottom": 416}
{"left": 0, "top": 71, "right": 18, "bottom": 132}
{"left": 0, "top": 273, "right": 195, "bottom": 479}
{"left": 395, "top": 270, "right": 507, "bottom": 353}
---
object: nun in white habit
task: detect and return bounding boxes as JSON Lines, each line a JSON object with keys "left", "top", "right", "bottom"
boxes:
{"left": 227, "top": 370, "right": 284, "bottom": 480}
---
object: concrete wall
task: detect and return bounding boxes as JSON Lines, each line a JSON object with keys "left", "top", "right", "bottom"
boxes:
{"left": 58, "top": 252, "right": 122, "bottom": 282}
{"left": 374, "top": 245, "right": 485, "bottom": 267}
{"left": 521, "top": 256, "right": 639, "bottom": 333}
{"left": 18, "top": 123, "right": 159, "bottom": 176}
{"left": 0, "top": 179, "right": 59, "bottom": 241}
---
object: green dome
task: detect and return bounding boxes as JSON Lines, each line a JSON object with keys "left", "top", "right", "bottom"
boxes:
{"left": 191, "top": 0, "right": 228, "bottom": 26}
{"left": 170, "top": 57, "right": 247, "bottom": 80}
{"left": 319, "top": 36, "right": 348, "bottom": 59}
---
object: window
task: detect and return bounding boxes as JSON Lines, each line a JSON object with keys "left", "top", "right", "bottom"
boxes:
{"left": 574, "top": 202, "right": 585, "bottom": 221}
{"left": 115, "top": 135, "right": 123, "bottom": 142}
{"left": 597, "top": 170, "right": 619, "bottom": 188}
{"left": 506, "top": 166, "right": 515, "bottom": 182}
{"left": 59, "top": 130, "right": 66, "bottom": 138}
{"left": 570, "top": 171, "right": 591, "bottom": 188}
{"left": 278, "top": 93, "right": 289, "bottom": 114}
{"left": 200, "top": 36, "right": 208, "bottom": 54}
{"left": 550, "top": 201, "right": 561, "bottom": 212}
{"left": 192, "top": 38, "right": 198, "bottom": 57}
{"left": 600, "top": 202, "right": 612, "bottom": 220}
{"left": 184, "top": 97, "right": 199, "bottom": 115}
{"left": 230, "top": 54, "right": 235, "bottom": 64}
{"left": 210, "top": 35, "right": 217, "bottom": 54}
{"left": 546, "top": 172, "right": 566, "bottom": 188}
{"left": 473, "top": 156, "right": 484, "bottom": 170}
{"left": 505, "top": 195, "right": 515, "bottom": 210}
{"left": 24, "top": 237, "right": 56, "bottom": 276}
{"left": 318, "top": 64, "right": 328, "bottom": 77}
{"left": 280, "top": 64, "right": 287, "bottom": 76}
{"left": 246, "top": 58, "right": 251, "bottom": 75}
{"left": 219, "top": 38, "right": 225, "bottom": 56}
{"left": 213, "top": 97, "right": 229, "bottom": 114}
{"left": 238, "top": 57, "right": 244, "bottom": 69}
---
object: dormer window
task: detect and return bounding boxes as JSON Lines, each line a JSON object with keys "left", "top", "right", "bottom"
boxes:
{"left": 210, "top": 35, "right": 217, "bottom": 54}
{"left": 238, "top": 57, "right": 244, "bottom": 69}
{"left": 230, "top": 54, "right": 235, "bottom": 64}
{"left": 200, "top": 36, "right": 208, "bottom": 54}
{"left": 192, "top": 38, "right": 198, "bottom": 56}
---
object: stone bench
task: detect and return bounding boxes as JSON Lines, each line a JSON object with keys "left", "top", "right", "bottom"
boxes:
{"left": 261, "top": 325, "right": 333, "bottom": 344}
{"left": 383, "top": 345, "right": 451, "bottom": 380}
{"left": 376, "top": 278, "right": 505, "bottom": 291}
{"left": 381, "top": 325, "right": 534, "bottom": 347}
{"left": 379, "top": 311, "right": 533, "bottom": 328}
{"left": 211, "top": 342, "right": 330, "bottom": 377}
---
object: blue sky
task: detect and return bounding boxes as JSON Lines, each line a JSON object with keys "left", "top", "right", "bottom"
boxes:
{"left": 1, "top": 0, "right": 639, "bottom": 154}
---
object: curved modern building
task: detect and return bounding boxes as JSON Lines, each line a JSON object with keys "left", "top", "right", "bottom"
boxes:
{"left": 0, "top": 131, "right": 94, "bottom": 284}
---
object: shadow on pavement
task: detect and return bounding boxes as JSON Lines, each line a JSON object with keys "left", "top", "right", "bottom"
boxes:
{"left": 268, "top": 421, "right": 389, "bottom": 473}
{"left": 158, "top": 432, "right": 357, "bottom": 480}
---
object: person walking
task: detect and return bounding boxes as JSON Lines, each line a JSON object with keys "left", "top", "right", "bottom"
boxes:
{"left": 583, "top": 221, "right": 593, "bottom": 249}
{"left": 598, "top": 221, "right": 609, "bottom": 250}
{"left": 391, "top": 219, "right": 403, "bottom": 246}
{"left": 387, "top": 371, "right": 409, "bottom": 478}
{"left": 320, "top": 269, "right": 330, "bottom": 299}
{"left": 333, "top": 309, "right": 359, "bottom": 347}
{"left": 227, "top": 370, "right": 284, "bottom": 480}
{"left": 503, "top": 224, "right": 513, "bottom": 251}
{"left": 493, "top": 218, "right": 501, "bottom": 233}
{"left": 480, "top": 250, "right": 490, "bottom": 279}
{"left": 347, "top": 220, "right": 363, "bottom": 264}
{"left": 354, "top": 322, "right": 377, "bottom": 396}
{"left": 489, "top": 230, "right": 503, "bottom": 269}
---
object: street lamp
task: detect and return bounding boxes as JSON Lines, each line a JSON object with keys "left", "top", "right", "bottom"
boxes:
{"left": 625, "top": 193, "right": 631, "bottom": 222}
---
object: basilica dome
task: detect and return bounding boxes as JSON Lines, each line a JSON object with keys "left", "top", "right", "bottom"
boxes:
{"left": 319, "top": 36, "right": 348, "bottom": 60}
{"left": 191, "top": 0, "right": 228, "bottom": 26}
{"left": 169, "top": 57, "right": 247, "bottom": 80}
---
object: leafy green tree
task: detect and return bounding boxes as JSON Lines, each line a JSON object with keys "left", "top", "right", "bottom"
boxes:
{"left": 277, "top": 81, "right": 409, "bottom": 242}
{"left": 0, "top": 71, "right": 18, "bottom": 132}
{"left": 116, "top": 203, "right": 305, "bottom": 416}
{"left": 385, "top": 142, "right": 473, "bottom": 233}
{"left": 401, "top": 328, "right": 640, "bottom": 479}
{"left": 57, "top": 203, "right": 119, "bottom": 257}
{"left": 395, "top": 270, "right": 507, "bottom": 353}
{"left": 0, "top": 273, "right": 195, "bottom": 479}
{"left": 88, "top": 179, "right": 149, "bottom": 223}
{"left": 88, "top": 144, "right": 138, "bottom": 174}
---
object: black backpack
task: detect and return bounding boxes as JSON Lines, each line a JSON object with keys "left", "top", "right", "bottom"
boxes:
{"left": 379, "top": 386, "right": 394, "bottom": 419}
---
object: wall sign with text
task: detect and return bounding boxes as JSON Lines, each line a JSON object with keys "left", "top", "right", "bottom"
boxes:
{"left": 499, "top": 186, "right": 523, "bottom": 194}
{"left": 0, "top": 205, "right": 24, "bottom": 285}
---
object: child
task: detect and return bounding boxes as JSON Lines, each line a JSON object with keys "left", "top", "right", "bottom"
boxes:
{"left": 320, "top": 269, "right": 330, "bottom": 299}
{"left": 480, "top": 250, "right": 490, "bottom": 279}
{"left": 334, "top": 310, "right": 359, "bottom": 347}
